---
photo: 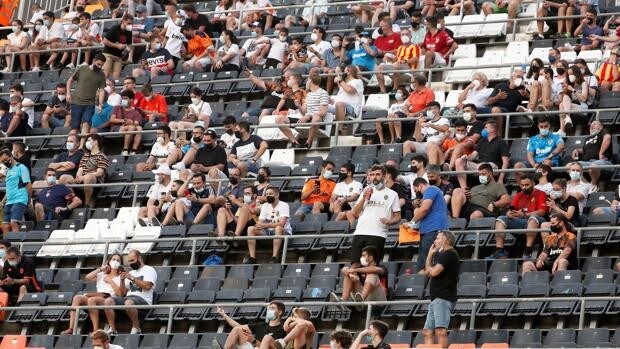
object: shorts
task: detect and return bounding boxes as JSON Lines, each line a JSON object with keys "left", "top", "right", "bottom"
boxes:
{"left": 496, "top": 215, "right": 545, "bottom": 229}
{"left": 3, "top": 203, "right": 26, "bottom": 224}
{"left": 110, "top": 295, "right": 150, "bottom": 316}
{"left": 226, "top": 217, "right": 256, "bottom": 233}
{"left": 490, "top": 2, "right": 509, "bottom": 13}
{"left": 351, "top": 234, "right": 385, "bottom": 264}
{"left": 294, "top": 202, "right": 328, "bottom": 216}
{"left": 408, "top": 141, "right": 429, "bottom": 153}
{"left": 596, "top": 207, "right": 620, "bottom": 219}
{"left": 102, "top": 53, "right": 124, "bottom": 75}
{"left": 460, "top": 202, "right": 495, "bottom": 218}
{"left": 49, "top": 114, "right": 67, "bottom": 128}
{"left": 328, "top": 103, "right": 357, "bottom": 118}
{"left": 463, "top": 161, "right": 498, "bottom": 171}
{"left": 429, "top": 51, "right": 447, "bottom": 67}
{"left": 3, "top": 283, "right": 37, "bottom": 296}
{"left": 185, "top": 55, "right": 212, "bottom": 67}
{"left": 352, "top": 273, "right": 387, "bottom": 301}
{"left": 424, "top": 298, "right": 455, "bottom": 330}
{"left": 493, "top": 106, "right": 510, "bottom": 113}
{"left": 264, "top": 58, "right": 281, "bottom": 69}
{"left": 70, "top": 104, "right": 95, "bottom": 129}
{"left": 265, "top": 226, "right": 293, "bottom": 236}
{"left": 579, "top": 159, "right": 612, "bottom": 168}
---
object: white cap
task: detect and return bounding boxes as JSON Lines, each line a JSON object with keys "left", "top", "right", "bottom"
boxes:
{"left": 152, "top": 164, "right": 172, "bottom": 176}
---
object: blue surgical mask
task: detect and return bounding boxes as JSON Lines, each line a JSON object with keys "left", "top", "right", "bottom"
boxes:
{"left": 479, "top": 175, "right": 488, "bottom": 185}
{"left": 395, "top": 92, "right": 403, "bottom": 100}
{"left": 550, "top": 190, "right": 563, "bottom": 199}
{"left": 0, "top": 249, "right": 5, "bottom": 258}
{"left": 539, "top": 128, "right": 549, "bottom": 136}
{"left": 548, "top": 55, "right": 557, "bottom": 64}
{"left": 265, "top": 309, "right": 276, "bottom": 321}
{"left": 481, "top": 129, "right": 489, "bottom": 138}
{"left": 569, "top": 171, "right": 581, "bottom": 181}
{"left": 47, "top": 176, "right": 57, "bottom": 186}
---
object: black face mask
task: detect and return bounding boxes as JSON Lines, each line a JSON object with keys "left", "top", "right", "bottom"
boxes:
{"left": 410, "top": 165, "right": 418, "bottom": 173}
{"left": 234, "top": 131, "right": 242, "bottom": 139}
{"left": 549, "top": 224, "right": 562, "bottom": 233}
{"left": 587, "top": 18, "right": 594, "bottom": 24}
{"left": 206, "top": 143, "right": 216, "bottom": 149}
{"left": 229, "top": 177, "right": 239, "bottom": 185}
{"left": 530, "top": 65, "right": 540, "bottom": 72}
{"left": 266, "top": 196, "right": 275, "bottom": 203}
{"left": 411, "top": 21, "right": 420, "bottom": 28}
{"left": 192, "top": 136, "right": 202, "bottom": 143}
{"left": 522, "top": 187, "right": 533, "bottom": 195}
{"left": 556, "top": 67, "right": 565, "bottom": 76}
{"left": 428, "top": 179, "right": 438, "bottom": 186}
{"left": 225, "top": 129, "right": 234, "bottom": 135}
{"left": 257, "top": 174, "right": 267, "bottom": 183}
{"left": 76, "top": 6, "right": 85, "bottom": 12}
{"left": 338, "top": 172, "right": 347, "bottom": 181}
{"left": 92, "top": 64, "right": 102, "bottom": 72}
{"left": 377, "top": 28, "right": 383, "bottom": 35}
{"left": 129, "top": 261, "right": 141, "bottom": 270}
{"left": 415, "top": 191, "right": 423, "bottom": 200}
{"left": 3, "top": 160, "right": 12, "bottom": 168}
{"left": 535, "top": 172, "right": 543, "bottom": 180}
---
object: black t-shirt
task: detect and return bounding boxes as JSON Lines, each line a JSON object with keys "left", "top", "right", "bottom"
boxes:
{"left": 103, "top": 24, "right": 132, "bottom": 57}
{"left": 466, "top": 120, "right": 484, "bottom": 137}
{"left": 554, "top": 194, "right": 580, "bottom": 225}
{"left": 3, "top": 257, "right": 41, "bottom": 292}
{"left": 582, "top": 129, "right": 612, "bottom": 161}
{"left": 389, "top": 182, "right": 410, "bottom": 202}
{"left": 194, "top": 144, "right": 229, "bottom": 177}
{"left": 47, "top": 94, "right": 70, "bottom": 115}
{"left": 489, "top": 82, "right": 526, "bottom": 112}
{"left": 249, "top": 321, "right": 287, "bottom": 341}
{"left": 188, "top": 186, "right": 214, "bottom": 214}
{"left": 476, "top": 136, "right": 510, "bottom": 168}
{"left": 55, "top": 149, "right": 85, "bottom": 178}
{"left": 367, "top": 342, "right": 392, "bottom": 349}
{"left": 429, "top": 248, "right": 460, "bottom": 302}
{"left": 186, "top": 14, "right": 212, "bottom": 36}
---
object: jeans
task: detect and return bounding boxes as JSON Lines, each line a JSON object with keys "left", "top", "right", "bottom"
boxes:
{"left": 417, "top": 230, "right": 438, "bottom": 272}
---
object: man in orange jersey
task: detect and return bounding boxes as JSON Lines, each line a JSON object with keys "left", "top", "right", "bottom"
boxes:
{"left": 375, "top": 28, "right": 421, "bottom": 93}
{"left": 181, "top": 24, "right": 215, "bottom": 72}
{"left": 595, "top": 47, "right": 620, "bottom": 92}
{"left": 294, "top": 160, "right": 336, "bottom": 219}
{"left": 138, "top": 84, "right": 168, "bottom": 123}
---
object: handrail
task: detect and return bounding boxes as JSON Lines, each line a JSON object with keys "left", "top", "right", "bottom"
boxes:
{"left": 0, "top": 296, "right": 613, "bottom": 334}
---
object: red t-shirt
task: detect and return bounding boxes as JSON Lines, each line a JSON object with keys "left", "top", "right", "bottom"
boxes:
{"left": 374, "top": 32, "right": 402, "bottom": 53}
{"left": 132, "top": 91, "right": 144, "bottom": 109}
{"left": 423, "top": 29, "right": 454, "bottom": 56}
{"left": 511, "top": 188, "right": 549, "bottom": 215}
{"left": 138, "top": 94, "right": 168, "bottom": 123}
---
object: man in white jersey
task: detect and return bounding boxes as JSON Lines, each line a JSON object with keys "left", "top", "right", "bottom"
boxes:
{"left": 330, "top": 163, "right": 363, "bottom": 221}
{"left": 348, "top": 164, "right": 401, "bottom": 266}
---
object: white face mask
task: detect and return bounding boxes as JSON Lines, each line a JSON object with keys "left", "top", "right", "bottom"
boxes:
{"left": 279, "top": 35, "right": 287, "bottom": 42}
{"left": 219, "top": 35, "right": 225, "bottom": 43}
{"left": 109, "top": 260, "right": 121, "bottom": 269}
{"left": 568, "top": 74, "right": 576, "bottom": 83}
{"left": 274, "top": 30, "right": 280, "bottom": 36}
{"left": 472, "top": 79, "right": 481, "bottom": 88}
{"left": 152, "top": 43, "right": 161, "bottom": 50}
{"left": 537, "top": 75, "right": 546, "bottom": 83}
{"left": 34, "top": 24, "right": 42, "bottom": 31}
{"left": 191, "top": 97, "right": 201, "bottom": 105}
{"left": 157, "top": 136, "right": 164, "bottom": 144}
{"left": 175, "top": 17, "right": 184, "bottom": 26}
{"left": 12, "top": 26, "right": 20, "bottom": 33}
{"left": 331, "top": 39, "right": 341, "bottom": 48}
{"left": 330, "top": 341, "right": 338, "bottom": 349}
{"left": 243, "top": 194, "right": 252, "bottom": 204}
{"left": 361, "top": 37, "right": 369, "bottom": 44}
{"left": 323, "top": 170, "right": 332, "bottom": 179}
{"left": 58, "top": 94, "right": 66, "bottom": 101}
{"left": 9, "top": 106, "right": 16, "bottom": 113}
{"left": 437, "top": 23, "right": 443, "bottom": 29}
{"left": 513, "top": 77, "right": 523, "bottom": 87}
{"left": 66, "top": 142, "right": 75, "bottom": 151}
{"left": 125, "top": 24, "right": 133, "bottom": 31}
{"left": 85, "top": 140, "right": 93, "bottom": 150}
{"left": 310, "top": 33, "right": 318, "bottom": 41}
{"left": 426, "top": 110, "right": 434, "bottom": 119}
{"left": 360, "top": 257, "right": 369, "bottom": 266}
{"left": 455, "top": 133, "right": 466, "bottom": 141}
{"left": 462, "top": 112, "right": 472, "bottom": 122}
{"left": 569, "top": 170, "right": 581, "bottom": 180}
{"left": 400, "top": 35, "right": 410, "bottom": 44}
{"left": 287, "top": 79, "right": 294, "bottom": 88}
{"left": 68, "top": 24, "right": 79, "bottom": 31}
{"left": 120, "top": 99, "right": 129, "bottom": 108}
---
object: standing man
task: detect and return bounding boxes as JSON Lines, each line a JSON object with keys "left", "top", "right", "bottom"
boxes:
{"left": 348, "top": 164, "right": 401, "bottom": 265}
{"left": 412, "top": 177, "right": 449, "bottom": 273}
{"left": 66, "top": 54, "right": 107, "bottom": 139}
{"left": 0, "top": 149, "right": 31, "bottom": 234}
{"left": 423, "top": 231, "right": 459, "bottom": 349}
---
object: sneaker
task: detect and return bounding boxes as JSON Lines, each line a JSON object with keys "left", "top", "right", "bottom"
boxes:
{"left": 395, "top": 137, "right": 402, "bottom": 143}
{"left": 79, "top": 61, "right": 88, "bottom": 66}
{"left": 0, "top": 67, "right": 10, "bottom": 73}
{"left": 516, "top": 105, "right": 533, "bottom": 121}
{"left": 486, "top": 249, "right": 509, "bottom": 259}
{"left": 329, "top": 292, "right": 342, "bottom": 303}
{"left": 565, "top": 115, "right": 573, "bottom": 128}
{"left": 245, "top": 256, "right": 257, "bottom": 264}
{"left": 172, "top": 162, "right": 186, "bottom": 170}
{"left": 274, "top": 339, "right": 287, "bottom": 349}
{"left": 352, "top": 292, "right": 365, "bottom": 311}
{"left": 522, "top": 252, "right": 532, "bottom": 260}
{"left": 212, "top": 338, "right": 223, "bottom": 349}
{"left": 151, "top": 217, "right": 161, "bottom": 226}
{"left": 65, "top": 63, "right": 75, "bottom": 69}
{"left": 121, "top": 150, "right": 129, "bottom": 156}
{"left": 105, "top": 328, "right": 117, "bottom": 336}
{"left": 130, "top": 151, "right": 137, "bottom": 155}
{"left": 225, "top": 230, "right": 236, "bottom": 237}
{"left": 138, "top": 218, "right": 148, "bottom": 227}
{"left": 208, "top": 231, "right": 218, "bottom": 237}
{"left": 130, "top": 327, "right": 141, "bottom": 334}
{"left": 31, "top": 66, "right": 40, "bottom": 72}
{"left": 270, "top": 256, "right": 279, "bottom": 264}
{"left": 535, "top": 33, "right": 545, "bottom": 40}
{"left": 554, "top": 130, "right": 566, "bottom": 137}
{"left": 291, "top": 142, "right": 305, "bottom": 148}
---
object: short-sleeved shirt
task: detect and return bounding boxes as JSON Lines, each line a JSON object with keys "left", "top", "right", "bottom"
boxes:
{"left": 103, "top": 24, "right": 132, "bottom": 57}
{"left": 582, "top": 129, "right": 612, "bottom": 161}
{"left": 476, "top": 136, "right": 510, "bottom": 168}
{"left": 38, "top": 22, "right": 64, "bottom": 42}
{"left": 595, "top": 62, "right": 620, "bottom": 83}
{"left": 112, "top": 106, "right": 144, "bottom": 124}
{"left": 333, "top": 180, "right": 363, "bottom": 199}
{"left": 186, "top": 186, "right": 214, "bottom": 214}
{"left": 142, "top": 48, "right": 174, "bottom": 70}
{"left": 70, "top": 65, "right": 106, "bottom": 106}
{"left": 308, "top": 40, "right": 332, "bottom": 59}
{"left": 249, "top": 322, "right": 287, "bottom": 341}
{"left": 406, "top": 87, "right": 435, "bottom": 113}
{"left": 231, "top": 135, "right": 264, "bottom": 161}
{"left": 164, "top": 21, "right": 186, "bottom": 58}
{"left": 543, "top": 231, "right": 577, "bottom": 267}
{"left": 185, "top": 14, "right": 211, "bottom": 32}
{"left": 138, "top": 94, "right": 168, "bottom": 123}
{"left": 79, "top": 152, "right": 109, "bottom": 178}
{"left": 527, "top": 133, "right": 564, "bottom": 165}
{"left": 47, "top": 94, "right": 70, "bottom": 113}
{"left": 37, "top": 184, "right": 74, "bottom": 210}
{"left": 188, "top": 100, "right": 212, "bottom": 117}
{"left": 554, "top": 194, "right": 580, "bottom": 225}
{"left": 54, "top": 149, "right": 85, "bottom": 178}
{"left": 217, "top": 44, "right": 240, "bottom": 67}
{"left": 423, "top": 29, "right": 454, "bottom": 56}
{"left": 422, "top": 117, "right": 450, "bottom": 144}
{"left": 301, "top": 178, "right": 336, "bottom": 205}
{"left": 305, "top": 88, "right": 330, "bottom": 116}
{"left": 91, "top": 103, "right": 114, "bottom": 129}
{"left": 259, "top": 200, "right": 292, "bottom": 233}
{"left": 150, "top": 141, "right": 176, "bottom": 163}
{"left": 429, "top": 248, "right": 459, "bottom": 302}
{"left": 511, "top": 188, "right": 549, "bottom": 215}
{"left": 346, "top": 45, "right": 378, "bottom": 71}
{"left": 419, "top": 186, "right": 449, "bottom": 234}
{"left": 395, "top": 44, "right": 421, "bottom": 68}
{"left": 470, "top": 182, "right": 508, "bottom": 208}
{"left": 334, "top": 78, "right": 364, "bottom": 115}
{"left": 146, "top": 180, "right": 173, "bottom": 201}
{"left": 123, "top": 264, "right": 157, "bottom": 304}
{"left": 374, "top": 32, "right": 402, "bottom": 53}
{"left": 488, "top": 82, "right": 526, "bottom": 112}
{"left": 464, "top": 87, "right": 493, "bottom": 109}
{"left": 466, "top": 120, "right": 484, "bottom": 137}
{"left": 266, "top": 38, "right": 288, "bottom": 62}
{"left": 567, "top": 181, "right": 592, "bottom": 215}
{"left": 5, "top": 162, "right": 30, "bottom": 205}
{"left": 96, "top": 272, "right": 122, "bottom": 296}
{"left": 195, "top": 145, "right": 229, "bottom": 177}
{"left": 187, "top": 33, "right": 214, "bottom": 58}
{"left": 3, "top": 257, "right": 41, "bottom": 292}
{"left": 354, "top": 186, "right": 400, "bottom": 238}
{"left": 581, "top": 25, "right": 604, "bottom": 46}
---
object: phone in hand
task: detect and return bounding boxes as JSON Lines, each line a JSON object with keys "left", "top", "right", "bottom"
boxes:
{"left": 184, "top": 189, "right": 191, "bottom": 197}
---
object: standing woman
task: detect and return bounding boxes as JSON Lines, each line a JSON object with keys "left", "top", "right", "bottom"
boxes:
{"left": 62, "top": 253, "right": 124, "bottom": 334}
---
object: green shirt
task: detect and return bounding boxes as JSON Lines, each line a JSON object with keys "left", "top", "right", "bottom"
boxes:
{"left": 70, "top": 65, "right": 106, "bottom": 106}
{"left": 470, "top": 182, "right": 508, "bottom": 208}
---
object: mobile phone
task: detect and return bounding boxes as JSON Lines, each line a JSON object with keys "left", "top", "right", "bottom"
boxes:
{"left": 184, "top": 189, "right": 191, "bottom": 197}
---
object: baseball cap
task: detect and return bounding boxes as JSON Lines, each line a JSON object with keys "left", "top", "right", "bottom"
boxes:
{"left": 204, "top": 128, "right": 218, "bottom": 138}
{"left": 152, "top": 164, "right": 172, "bottom": 176}
{"left": 135, "top": 4, "right": 147, "bottom": 13}
{"left": 177, "top": 9, "right": 187, "bottom": 18}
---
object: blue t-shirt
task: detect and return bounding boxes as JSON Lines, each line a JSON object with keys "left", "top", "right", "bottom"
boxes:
{"left": 419, "top": 186, "right": 449, "bottom": 234}
{"left": 582, "top": 25, "right": 604, "bottom": 46}
{"left": 6, "top": 162, "right": 30, "bottom": 205}
{"left": 91, "top": 103, "right": 114, "bottom": 129}
{"left": 347, "top": 45, "right": 378, "bottom": 71}
{"left": 527, "top": 133, "right": 564, "bottom": 166}
{"left": 38, "top": 184, "right": 73, "bottom": 211}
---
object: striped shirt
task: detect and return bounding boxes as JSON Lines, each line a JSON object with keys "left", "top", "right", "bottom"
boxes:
{"left": 596, "top": 62, "right": 619, "bottom": 83}
{"left": 305, "top": 88, "right": 330, "bottom": 116}
{"left": 396, "top": 44, "right": 421, "bottom": 69}
{"left": 79, "top": 152, "right": 109, "bottom": 178}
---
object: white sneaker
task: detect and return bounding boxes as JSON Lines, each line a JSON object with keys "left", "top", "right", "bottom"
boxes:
{"left": 121, "top": 150, "right": 129, "bottom": 156}
{"left": 65, "top": 63, "right": 75, "bottom": 69}
{"left": 1, "top": 67, "right": 10, "bottom": 73}
{"left": 31, "top": 66, "right": 40, "bottom": 72}
{"left": 565, "top": 115, "right": 573, "bottom": 128}
{"left": 130, "top": 151, "right": 136, "bottom": 155}
{"left": 79, "top": 61, "right": 88, "bottom": 66}
{"left": 172, "top": 162, "right": 186, "bottom": 170}
{"left": 516, "top": 105, "right": 533, "bottom": 121}
{"left": 130, "top": 327, "right": 141, "bottom": 334}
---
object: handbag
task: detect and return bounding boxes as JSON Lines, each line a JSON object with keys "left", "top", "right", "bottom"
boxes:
{"left": 399, "top": 224, "right": 420, "bottom": 244}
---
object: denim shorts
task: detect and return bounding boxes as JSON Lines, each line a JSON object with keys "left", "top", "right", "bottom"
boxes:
{"left": 597, "top": 207, "right": 620, "bottom": 219}
{"left": 70, "top": 104, "right": 95, "bottom": 129}
{"left": 496, "top": 215, "right": 545, "bottom": 229}
{"left": 294, "top": 203, "right": 314, "bottom": 216}
{"left": 3, "top": 203, "right": 26, "bottom": 223}
{"left": 424, "top": 298, "right": 455, "bottom": 330}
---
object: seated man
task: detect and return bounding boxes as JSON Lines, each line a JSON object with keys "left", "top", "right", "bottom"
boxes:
{"left": 183, "top": 129, "right": 228, "bottom": 181}
{"left": 215, "top": 186, "right": 259, "bottom": 239}
{"left": 138, "top": 84, "right": 168, "bottom": 123}
{"left": 376, "top": 28, "right": 421, "bottom": 93}
{"left": 422, "top": 16, "right": 457, "bottom": 68}
{"left": 295, "top": 161, "right": 336, "bottom": 218}
{"left": 514, "top": 116, "right": 564, "bottom": 182}
{"left": 2, "top": 95, "right": 30, "bottom": 137}
{"left": 488, "top": 174, "right": 549, "bottom": 259}
{"left": 210, "top": 167, "right": 245, "bottom": 233}
{"left": 521, "top": 213, "right": 576, "bottom": 275}
{"left": 0, "top": 247, "right": 42, "bottom": 304}
{"left": 167, "top": 124, "right": 205, "bottom": 170}
{"left": 51, "top": 134, "right": 84, "bottom": 185}
{"left": 139, "top": 178, "right": 183, "bottom": 227}
{"left": 351, "top": 320, "right": 391, "bottom": 349}
{"left": 451, "top": 163, "right": 510, "bottom": 220}
{"left": 402, "top": 101, "right": 450, "bottom": 165}
{"left": 34, "top": 168, "right": 82, "bottom": 221}
{"left": 162, "top": 173, "right": 215, "bottom": 226}
{"left": 246, "top": 186, "right": 292, "bottom": 264}
{"left": 90, "top": 330, "right": 122, "bottom": 349}
{"left": 592, "top": 184, "right": 620, "bottom": 220}
{"left": 330, "top": 245, "right": 387, "bottom": 310}
{"left": 330, "top": 163, "right": 362, "bottom": 221}
{"left": 135, "top": 125, "right": 176, "bottom": 172}
{"left": 216, "top": 301, "right": 286, "bottom": 349}
{"left": 426, "top": 164, "right": 453, "bottom": 204}
{"left": 138, "top": 165, "right": 173, "bottom": 226}
{"left": 103, "top": 249, "right": 157, "bottom": 335}
{"left": 41, "top": 83, "right": 71, "bottom": 129}
{"left": 487, "top": 70, "right": 528, "bottom": 133}
{"left": 271, "top": 307, "right": 316, "bottom": 349}
{"left": 544, "top": 178, "right": 580, "bottom": 229}
{"left": 229, "top": 121, "right": 268, "bottom": 174}
{"left": 570, "top": 120, "right": 612, "bottom": 187}
{"left": 329, "top": 330, "right": 353, "bottom": 349}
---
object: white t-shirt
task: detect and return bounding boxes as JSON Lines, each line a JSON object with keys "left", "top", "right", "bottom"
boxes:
{"left": 334, "top": 78, "right": 364, "bottom": 116}
{"left": 258, "top": 200, "right": 292, "bottom": 234}
{"left": 150, "top": 141, "right": 176, "bottom": 163}
{"left": 567, "top": 180, "right": 592, "bottom": 214}
{"left": 188, "top": 100, "right": 213, "bottom": 117}
{"left": 218, "top": 44, "right": 241, "bottom": 67}
{"left": 85, "top": 21, "right": 101, "bottom": 41}
{"left": 164, "top": 20, "right": 186, "bottom": 58}
{"left": 388, "top": 101, "right": 405, "bottom": 114}
{"left": 107, "top": 93, "right": 122, "bottom": 107}
{"left": 30, "top": 9, "right": 45, "bottom": 24}
{"left": 308, "top": 40, "right": 331, "bottom": 59}
{"left": 302, "top": 0, "right": 328, "bottom": 18}
{"left": 422, "top": 117, "right": 450, "bottom": 144}
{"left": 242, "top": 38, "right": 267, "bottom": 64}
{"left": 214, "top": 5, "right": 233, "bottom": 20}
{"left": 108, "top": 344, "right": 124, "bottom": 349}
{"left": 535, "top": 182, "right": 553, "bottom": 195}
{"left": 463, "top": 88, "right": 492, "bottom": 109}
{"left": 7, "top": 31, "right": 28, "bottom": 47}
{"left": 124, "top": 264, "right": 158, "bottom": 304}
{"left": 235, "top": 0, "right": 252, "bottom": 20}
{"left": 267, "top": 38, "right": 288, "bottom": 62}
{"left": 354, "top": 186, "right": 400, "bottom": 238}
{"left": 96, "top": 272, "right": 122, "bottom": 296}
{"left": 147, "top": 179, "right": 173, "bottom": 201}
{"left": 333, "top": 180, "right": 363, "bottom": 199}
{"left": 39, "top": 22, "right": 65, "bottom": 42}
{"left": 21, "top": 97, "right": 35, "bottom": 127}
{"left": 220, "top": 132, "right": 239, "bottom": 151}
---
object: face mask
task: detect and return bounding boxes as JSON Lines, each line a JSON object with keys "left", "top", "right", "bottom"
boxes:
{"left": 366, "top": 335, "right": 373, "bottom": 343}
{"left": 229, "top": 177, "right": 239, "bottom": 185}
{"left": 279, "top": 35, "right": 287, "bottom": 42}
{"left": 7, "top": 260, "right": 18, "bottom": 267}
{"left": 311, "top": 33, "right": 318, "bottom": 41}
{"left": 11, "top": 26, "right": 20, "bottom": 33}
{"left": 323, "top": 170, "right": 332, "bottom": 179}
{"left": 129, "top": 261, "right": 141, "bottom": 270}
{"left": 43, "top": 19, "right": 50, "bottom": 27}
{"left": 513, "top": 77, "right": 523, "bottom": 87}
{"left": 530, "top": 64, "right": 540, "bottom": 72}
{"left": 522, "top": 187, "right": 533, "bottom": 195}
{"left": 360, "top": 257, "right": 369, "bottom": 266}
{"left": 287, "top": 79, "right": 294, "bottom": 88}
{"left": 66, "top": 142, "right": 75, "bottom": 151}
{"left": 330, "top": 341, "right": 338, "bottom": 349}
{"left": 152, "top": 43, "right": 161, "bottom": 50}
{"left": 265, "top": 309, "right": 276, "bottom": 321}
{"left": 481, "top": 129, "right": 490, "bottom": 139}
{"left": 428, "top": 179, "right": 438, "bottom": 186}
{"left": 410, "top": 165, "right": 418, "bottom": 173}
{"left": 550, "top": 190, "right": 563, "bottom": 199}
{"left": 47, "top": 176, "right": 57, "bottom": 185}
{"left": 250, "top": 31, "right": 258, "bottom": 37}
{"left": 455, "top": 133, "right": 465, "bottom": 141}
{"left": 462, "top": 112, "right": 472, "bottom": 122}
{"left": 68, "top": 24, "right": 79, "bottom": 31}
{"left": 437, "top": 23, "right": 443, "bottom": 29}
{"left": 0, "top": 249, "right": 5, "bottom": 259}
{"left": 85, "top": 140, "right": 93, "bottom": 150}
{"left": 58, "top": 94, "right": 66, "bottom": 102}
{"left": 401, "top": 35, "right": 410, "bottom": 44}
{"left": 426, "top": 110, "right": 434, "bottom": 119}
{"left": 192, "top": 136, "right": 202, "bottom": 143}
{"left": 234, "top": 131, "right": 242, "bottom": 139}
{"left": 395, "top": 92, "right": 403, "bottom": 100}
{"left": 109, "top": 260, "right": 121, "bottom": 269}
{"left": 411, "top": 21, "right": 420, "bottom": 28}
{"left": 539, "top": 128, "right": 549, "bottom": 136}
{"left": 580, "top": 68, "right": 586, "bottom": 74}
{"left": 274, "top": 30, "right": 280, "bottom": 36}
{"left": 373, "top": 181, "right": 385, "bottom": 190}
{"left": 549, "top": 224, "right": 562, "bottom": 233}
{"left": 361, "top": 37, "right": 369, "bottom": 44}
{"left": 556, "top": 67, "right": 565, "bottom": 76}
{"left": 537, "top": 75, "right": 546, "bottom": 83}
{"left": 219, "top": 35, "right": 225, "bottom": 43}
{"left": 568, "top": 74, "right": 576, "bottom": 83}
{"left": 35, "top": 24, "right": 42, "bottom": 31}
{"left": 194, "top": 187, "right": 204, "bottom": 194}
{"left": 266, "top": 196, "right": 276, "bottom": 204}
{"left": 121, "top": 99, "right": 129, "bottom": 108}
{"left": 123, "top": 23, "right": 133, "bottom": 32}
{"left": 338, "top": 172, "right": 347, "bottom": 181}
{"left": 331, "top": 39, "right": 341, "bottom": 48}
{"left": 9, "top": 106, "right": 16, "bottom": 113}
{"left": 191, "top": 97, "right": 201, "bottom": 105}
{"left": 569, "top": 170, "right": 581, "bottom": 180}
{"left": 257, "top": 174, "right": 267, "bottom": 183}
{"left": 157, "top": 136, "right": 164, "bottom": 144}
{"left": 548, "top": 55, "right": 557, "bottom": 64}
{"left": 479, "top": 175, "right": 488, "bottom": 184}
{"left": 92, "top": 64, "right": 102, "bottom": 72}
{"left": 2, "top": 159, "right": 11, "bottom": 168}
{"left": 76, "top": 6, "right": 85, "bottom": 12}
{"left": 243, "top": 195, "right": 252, "bottom": 204}
{"left": 175, "top": 18, "right": 184, "bottom": 26}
